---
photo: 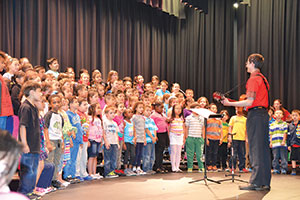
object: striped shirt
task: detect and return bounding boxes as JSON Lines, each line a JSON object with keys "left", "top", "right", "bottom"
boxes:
{"left": 145, "top": 117, "right": 158, "bottom": 143}
{"left": 206, "top": 118, "right": 222, "bottom": 140}
{"left": 269, "top": 120, "right": 288, "bottom": 148}
{"left": 169, "top": 118, "right": 185, "bottom": 135}
{"left": 185, "top": 114, "right": 204, "bottom": 138}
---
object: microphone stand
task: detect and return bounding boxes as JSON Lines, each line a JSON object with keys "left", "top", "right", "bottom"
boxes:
{"left": 218, "top": 133, "right": 248, "bottom": 183}
{"left": 189, "top": 114, "right": 223, "bottom": 185}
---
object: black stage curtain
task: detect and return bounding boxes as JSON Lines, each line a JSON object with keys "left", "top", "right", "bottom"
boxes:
{"left": 236, "top": 0, "right": 300, "bottom": 110}
{"left": 0, "top": 0, "right": 298, "bottom": 110}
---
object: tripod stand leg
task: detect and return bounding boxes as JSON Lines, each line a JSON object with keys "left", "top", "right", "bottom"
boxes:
{"left": 188, "top": 118, "right": 222, "bottom": 186}
{"left": 188, "top": 178, "right": 206, "bottom": 184}
{"left": 206, "top": 178, "right": 221, "bottom": 184}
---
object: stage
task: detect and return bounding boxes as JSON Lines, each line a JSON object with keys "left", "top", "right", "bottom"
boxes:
{"left": 42, "top": 171, "right": 300, "bottom": 200}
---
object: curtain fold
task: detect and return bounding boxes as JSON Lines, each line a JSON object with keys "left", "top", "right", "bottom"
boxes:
{"left": 236, "top": 0, "right": 300, "bottom": 110}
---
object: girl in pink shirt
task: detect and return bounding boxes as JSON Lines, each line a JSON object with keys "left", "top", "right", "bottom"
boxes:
{"left": 87, "top": 104, "right": 103, "bottom": 179}
{"left": 168, "top": 104, "right": 186, "bottom": 172}
{"left": 151, "top": 101, "right": 169, "bottom": 173}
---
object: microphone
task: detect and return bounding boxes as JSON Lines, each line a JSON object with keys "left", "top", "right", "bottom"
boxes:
{"left": 208, "top": 113, "right": 224, "bottom": 118}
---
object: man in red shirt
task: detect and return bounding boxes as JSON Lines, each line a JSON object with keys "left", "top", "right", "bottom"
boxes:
{"left": 222, "top": 53, "right": 271, "bottom": 191}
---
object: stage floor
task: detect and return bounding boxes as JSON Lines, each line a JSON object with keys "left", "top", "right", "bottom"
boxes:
{"left": 41, "top": 171, "right": 300, "bottom": 200}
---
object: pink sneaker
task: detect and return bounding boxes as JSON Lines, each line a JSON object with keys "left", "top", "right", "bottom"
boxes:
{"left": 35, "top": 187, "right": 47, "bottom": 196}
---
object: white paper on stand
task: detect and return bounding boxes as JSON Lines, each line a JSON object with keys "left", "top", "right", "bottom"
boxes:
{"left": 190, "top": 108, "right": 215, "bottom": 119}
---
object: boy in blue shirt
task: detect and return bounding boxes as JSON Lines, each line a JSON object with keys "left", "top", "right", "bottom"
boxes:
{"left": 143, "top": 105, "right": 158, "bottom": 174}
{"left": 64, "top": 97, "right": 84, "bottom": 181}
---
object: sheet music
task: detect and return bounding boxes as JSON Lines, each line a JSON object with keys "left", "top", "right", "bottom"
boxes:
{"left": 190, "top": 108, "right": 215, "bottom": 119}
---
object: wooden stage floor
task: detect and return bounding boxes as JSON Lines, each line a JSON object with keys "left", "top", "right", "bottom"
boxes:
{"left": 42, "top": 171, "right": 300, "bottom": 200}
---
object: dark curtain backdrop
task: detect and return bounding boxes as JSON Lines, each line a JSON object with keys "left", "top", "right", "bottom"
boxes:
{"left": 0, "top": 0, "right": 299, "bottom": 110}
{"left": 236, "top": 0, "right": 300, "bottom": 110}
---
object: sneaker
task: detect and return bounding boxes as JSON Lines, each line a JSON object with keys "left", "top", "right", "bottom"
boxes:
{"left": 51, "top": 180, "right": 62, "bottom": 189}
{"left": 106, "top": 171, "right": 119, "bottom": 178}
{"left": 136, "top": 169, "right": 146, "bottom": 175}
{"left": 161, "top": 168, "right": 169, "bottom": 173}
{"left": 198, "top": 168, "right": 204, "bottom": 172}
{"left": 225, "top": 168, "right": 230, "bottom": 172}
{"left": 281, "top": 169, "right": 287, "bottom": 174}
{"left": 124, "top": 169, "right": 133, "bottom": 176}
{"left": 93, "top": 173, "right": 104, "bottom": 179}
{"left": 187, "top": 168, "right": 193, "bottom": 173}
{"left": 75, "top": 176, "right": 84, "bottom": 182}
{"left": 291, "top": 170, "right": 296, "bottom": 175}
{"left": 272, "top": 169, "right": 280, "bottom": 174}
{"left": 207, "top": 166, "right": 213, "bottom": 171}
{"left": 146, "top": 170, "right": 156, "bottom": 175}
{"left": 241, "top": 168, "right": 249, "bottom": 173}
{"left": 247, "top": 168, "right": 252, "bottom": 172}
{"left": 128, "top": 169, "right": 137, "bottom": 176}
{"left": 26, "top": 192, "right": 41, "bottom": 200}
{"left": 44, "top": 187, "right": 56, "bottom": 194}
{"left": 132, "top": 166, "right": 137, "bottom": 172}
{"left": 83, "top": 175, "right": 94, "bottom": 181}
{"left": 35, "top": 187, "right": 47, "bottom": 196}
{"left": 212, "top": 166, "right": 217, "bottom": 171}
{"left": 60, "top": 181, "right": 70, "bottom": 187}
{"left": 176, "top": 169, "right": 183, "bottom": 173}
{"left": 64, "top": 176, "right": 78, "bottom": 184}
{"left": 115, "top": 169, "right": 126, "bottom": 176}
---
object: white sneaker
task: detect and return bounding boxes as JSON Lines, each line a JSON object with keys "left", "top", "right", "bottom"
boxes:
{"left": 137, "top": 169, "right": 146, "bottom": 175}
{"left": 61, "top": 181, "right": 70, "bottom": 187}
{"left": 132, "top": 167, "right": 137, "bottom": 172}
{"left": 129, "top": 169, "right": 137, "bottom": 176}
{"left": 91, "top": 174, "right": 103, "bottom": 179}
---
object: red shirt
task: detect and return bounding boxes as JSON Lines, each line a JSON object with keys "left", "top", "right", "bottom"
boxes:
{"left": 246, "top": 71, "right": 269, "bottom": 110}
{"left": 0, "top": 75, "right": 13, "bottom": 116}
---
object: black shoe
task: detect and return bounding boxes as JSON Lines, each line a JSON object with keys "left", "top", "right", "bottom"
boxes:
{"left": 239, "top": 184, "right": 271, "bottom": 191}
{"left": 161, "top": 168, "right": 168, "bottom": 173}
{"left": 259, "top": 185, "right": 271, "bottom": 191}
{"left": 64, "top": 177, "right": 80, "bottom": 184}
{"left": 52, "top": 180, "right": 63, "bottom": 189}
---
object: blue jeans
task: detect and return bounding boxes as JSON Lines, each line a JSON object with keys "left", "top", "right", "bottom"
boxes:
{"left": 104, "top": 144, "right": 118, "bottom": 176}
{"left": 37, "top": 162, "right": 55, "bottom": 188}
{"left": 143, "top": 143, "right": 155, "bottom": 172}
{"left": 0, "top": 116, "right": 7, "bottom": 130}
{"left": 18, "top": 153, "right": 39, "bottom": 194}
{"left": 63, "top": 141, "right": 80, "bottom": 179}
{"left": 134, "top": 143, "right": 144, "bottom": 167}
{"left": 229, "top": 140, "right": 246, "bottom": 170}
{"left": 272, "top": 147, "right": 288, "bottom": 171}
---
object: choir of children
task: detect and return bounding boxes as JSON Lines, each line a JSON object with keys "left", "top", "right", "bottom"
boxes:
{"left": 0, "top": 53, "right": 299, "bottom": 200}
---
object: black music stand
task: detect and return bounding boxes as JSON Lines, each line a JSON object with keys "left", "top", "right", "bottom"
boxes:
{"left": 189, "top": 110, "right": 223, "bottom": 185}
{"left": 218, "top": 133, "right": 248, "bottom": 183}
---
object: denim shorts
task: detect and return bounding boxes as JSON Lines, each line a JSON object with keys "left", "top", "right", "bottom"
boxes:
{"left": 88, "top": 140, "right": 101, "bottom": 158}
